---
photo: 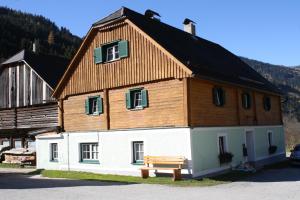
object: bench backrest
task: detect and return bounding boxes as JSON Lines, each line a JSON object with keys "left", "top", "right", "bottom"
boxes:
{"left": 144, "top": 156, "right": 185, "bottom": 168}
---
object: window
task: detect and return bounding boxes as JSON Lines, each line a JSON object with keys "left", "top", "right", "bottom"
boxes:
{"left": 27, "top": 140, "right": 36, "bottom": 149}
{"left": 85, "top": 96, "right": 103, "bottom": 115}
{"left": 213, "top": 87, "right": 225, "bottom": 107}
{"left": 50, "top": 143, "right": 58, "bottom": 162}
{"left": 14, "top": 140, "right": 22, "bottom": 148}
{"left": 218, "top": 135, "right": 227, "bottom": 154}
{"left": 94, "top": 40, "right": 128, "bottom": 63}
{"left": 242, "top": 92, "right": 251, "bottom": 109}
{"left": 133, "top": 90, "right": 142, "bottom": 108}
{"left": 80, "top": 143, "right": 99, "bottom": 164}
{"left": 126, "top": 88, "right": 148, "bottom": 110}
{"left": 106, "top": 45, "right": 119, "bottom": 61}
{"left": 133, "top": 142, "right": 144, "bottom": 164}
{"left": 263, "top": 96, "right": 271, "bottom": 111}
{"left": 268, "top": 131, "right": 273, "bottom": 147}
{"left": 2, "top": 140, "right": 10, "bottom": 147}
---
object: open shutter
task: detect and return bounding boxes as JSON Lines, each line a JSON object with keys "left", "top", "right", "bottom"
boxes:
{"left": 222, "top": 89, "right": 226, "bottom": 106}
{"left": 97, "top": 96, "right": 103, "bottom": 114}
{"left": 125, "top": 92, "right": 131, "bottom": 109}
{"left": 141, "top": 89, "right": 148, "bottom": 108}
{"left": 118, "top": 40, "right": 128, "bottom": 58}
{"left": 94, "top": 47, "right": 103, "bottom": 64}
{"left": 85, "top": 99, "right": 90, "bottom": 114}
{"left": 212, "top": 88, "right": 218, "bottom": 105}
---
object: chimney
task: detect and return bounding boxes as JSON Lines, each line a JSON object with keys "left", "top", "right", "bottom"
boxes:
{"left": 183, "top": 18, "right": 196, "bottom": 35}
{"left": 145, "top": 9, "right": 161, "bottom": 21}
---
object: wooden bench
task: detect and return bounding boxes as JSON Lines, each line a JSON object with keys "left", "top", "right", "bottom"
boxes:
{"left": 140, "top": 156, "right": 185, "bottom": 181}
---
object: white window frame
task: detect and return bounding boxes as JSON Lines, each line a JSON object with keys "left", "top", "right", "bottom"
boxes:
{"left": 267, "top": 130, "right": 273, "bottom": 147}
{"left": 133, "top": 141, "right": 144, "bottom": 164}
{"left": 90, "top": 97, "right": 98, "bottom": 115}
{"left": 80, "top": 143, "right": 99, "bottom": 162}
{"left": 133, "top": 90, "right": 142, "bottom": 109}
{"left": 217, "top": 133, "right": 228, "bottom": 154}
{"left": 106, "top": 45, "right": 120, "bottom": 62}
{"left": 50, "top": 143, "right": 58, "bottom": 162}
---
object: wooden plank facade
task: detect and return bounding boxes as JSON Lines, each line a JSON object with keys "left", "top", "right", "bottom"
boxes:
{"left": 55, "top": 21, "right": 191, "bottom": 99}
{"left": 0, "top": 62, "right": 54, "bottom": 109}
{"left": 0, "top": 103, "right": 58, "bottom": 130}
{"left": 54, "top": 19, "right": 283, "bottom": 132}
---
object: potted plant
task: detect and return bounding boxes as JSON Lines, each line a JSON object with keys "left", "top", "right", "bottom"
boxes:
{"left": 268, "top": 145, "right": 277, "bottom": 154}
{"left": 218, "top": 152, "right": 234, "bottom": 164}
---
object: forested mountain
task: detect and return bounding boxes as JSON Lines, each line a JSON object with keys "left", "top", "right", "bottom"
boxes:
{"left": 0, "top": 6, "right": 82, "bottom": 62}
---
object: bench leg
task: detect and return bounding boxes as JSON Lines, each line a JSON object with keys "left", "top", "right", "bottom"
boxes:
{"left": 173, "top": 169, "right": 181, "bottom": 181}
{"left": 141, "top": 169, "right": 149, "bottom": 179}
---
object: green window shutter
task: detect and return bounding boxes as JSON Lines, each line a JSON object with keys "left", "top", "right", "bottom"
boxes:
{"left": 94, "top": 47, "right": 103, "bottom": 64}
{"left": 97, "top": 96, "right": 103, "bottom": 114}
{"left": 85, "top": 99, "right": 90, "bottom": 114}
{"left": 125, "top": 92, "right": 132, "bottom": 109}
{"left": 118, "top": 40, "right": 128, "bottom": 58}
{"left": 222, "top": 89, "right": 226, "bottom": 106}
{"left": 141, "top": 89, "right": 148, "bottom": 108}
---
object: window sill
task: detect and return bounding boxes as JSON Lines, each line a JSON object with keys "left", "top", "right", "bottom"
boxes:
{"left": 129, "top": 107, "right": 144, "bottom": 111}
{"left": 80, "top": 160, "right": 100, "bottom": 164}
{"left": 50, "top": 160, "right": 58, "bottom": 163}
{"left": 132, "top": 162, "right": 144, "bottom": 166}
{"left": 103, "top": 58, "right": 121, "bottom": 64}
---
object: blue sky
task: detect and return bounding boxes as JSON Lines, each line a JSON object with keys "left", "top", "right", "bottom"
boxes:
{"left": 1, "top": 0, "right": 299, "bottom": 66}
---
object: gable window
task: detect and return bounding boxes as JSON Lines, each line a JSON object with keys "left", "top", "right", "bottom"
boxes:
{"left": 50, "top": 143, "right": 58, "bottom": 162}
{"left": 242, "top": 92, "right": 251, "bottom": 109}
{"left": 85, "top": 96, "right": 103, "bottom": 115}
{"left": 213, "top": 87, "right": 225, "bottom": 107}
{"left": 94, "top": 40, "right": 128, "bottom": 64}
{"left": 133, "top": 141, "right": 144, "bottom": 164}
{"left": 126, "top": 88, "right": 148, "bottom": 110}
{"left": 218, "top": 135, "right": 227, "bottom": 154}
{"left": 80, "top": 143, "right": 99, "bottom": 164}
{"left": 106, "top": 45, "right": 119, "bottom": 61}
{"left": 263, "top": 96, "right": 271, "bottom": 111}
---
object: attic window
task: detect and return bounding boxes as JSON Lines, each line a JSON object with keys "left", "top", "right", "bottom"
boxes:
{"left": 94, "top": 40, "right": 128, "bottom": 64}
{"left": 107, "top": 45, "right": 119, "bottom": 61}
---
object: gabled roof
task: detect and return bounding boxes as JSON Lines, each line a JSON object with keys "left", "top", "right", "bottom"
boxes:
{"left": 92, "top": 7, "right": 281, "bottom": 94}
{"left": 1, "top": 50, "right": 69, "bottom": 88}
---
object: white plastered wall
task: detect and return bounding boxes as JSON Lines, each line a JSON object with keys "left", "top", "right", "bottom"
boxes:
{"left": 36, "top": 128, "right": 192, "bottom": 176}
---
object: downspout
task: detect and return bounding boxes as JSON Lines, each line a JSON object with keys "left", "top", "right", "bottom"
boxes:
{"left": 67, "top": 133, "right": 70, "bottom": 171}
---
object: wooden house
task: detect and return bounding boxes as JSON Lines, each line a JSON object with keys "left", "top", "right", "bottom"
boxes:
{"left": 0, "top": 50, "right": 68, "bottom": 150}
{"left": 36, "top": 7, "right": 285, "bottom": 177}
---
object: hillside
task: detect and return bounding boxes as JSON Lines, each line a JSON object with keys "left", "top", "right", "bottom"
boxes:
{"left": 0, "top": 6, "right": 82, "bottom": 62}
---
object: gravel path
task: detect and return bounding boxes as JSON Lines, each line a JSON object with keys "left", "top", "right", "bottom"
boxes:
{"left": 0, "top": 167, "right": 300, "bottom": 200}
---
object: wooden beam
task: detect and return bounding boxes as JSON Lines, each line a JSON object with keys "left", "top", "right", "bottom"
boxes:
{"left": 236, "top": 88, "right": 241, "bottom": 125}
{"left": 103, "top": 89, "right": 110, "bottom": 130}
{"left": 183, "top": 78, "right": 190, "bottom": 127}
{"left": 58, "top": 100, "right": 64, "bottom": 131}
{"left": 253, "top": 91, "right": 258, "bottom": 125}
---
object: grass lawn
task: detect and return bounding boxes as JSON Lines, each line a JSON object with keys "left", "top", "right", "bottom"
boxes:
{"left": 41, "top": 170, "right": 254, "bottom": 187}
